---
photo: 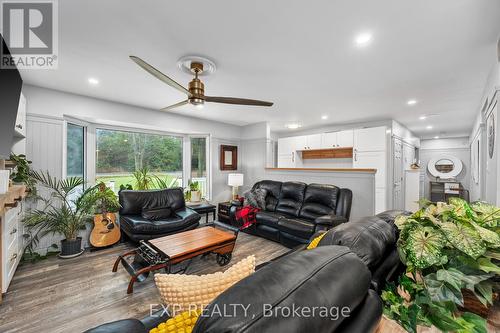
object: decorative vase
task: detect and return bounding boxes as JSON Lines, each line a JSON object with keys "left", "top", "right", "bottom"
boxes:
{"left": 59, "top": 237, "right": 84, "bottom": 258}
{"left": 190, "top": 190, "right": 201, "bottom": 202}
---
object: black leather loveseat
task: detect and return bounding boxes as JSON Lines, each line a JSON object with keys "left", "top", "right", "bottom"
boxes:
{"left": 230, "top": 180, "right": 352, "bottom": 247}
{"left": 119, "top": 188, "right": 201, "bottom": 242}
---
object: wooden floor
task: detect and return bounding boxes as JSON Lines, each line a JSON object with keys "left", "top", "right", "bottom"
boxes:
{"left": 0, "top": 232, "right": 289, "bottom": 333}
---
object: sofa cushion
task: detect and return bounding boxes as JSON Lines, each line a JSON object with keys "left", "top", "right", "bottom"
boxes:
{"left": 119, "top": 188, "right": 185, "bottom": 215}
{"left": 275, "top": 181, "right": 306, "bottom": 217}
{"left": 120, "top": 212, "right": 198, "bottom": 235}
{"left": 252, "top": 180, "right": 282, "bottom": 211}
{"left": 299, "top": 183, "right": 339, "bottom": 220}
{"left": 277, "top": 217, "right": 315, "bottom": 239}
{"left": 193, "top": 246, "right": 372, "bottom": 333}
{"left": 255, "top": 211, "right": 281, "bottom": 228}
{"left": 317, "top": 216, "right": 397, "bottom": 269}
{"left": 141, "top": 206, "right": 172, "bottom": 220}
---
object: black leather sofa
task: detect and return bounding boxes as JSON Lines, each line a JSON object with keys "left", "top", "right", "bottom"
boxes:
{"left": 85, "top": 247, "right": 382, "bottom": 333}
{"left": 118, "top": 188, "right": 201, "bottom": 242}
{"left": 229, "top": 180, "right": 352, "bottom": 247}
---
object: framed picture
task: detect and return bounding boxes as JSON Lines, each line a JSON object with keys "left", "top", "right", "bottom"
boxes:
{"left": 220, "top": 145, "right": 237, "bottom": 170}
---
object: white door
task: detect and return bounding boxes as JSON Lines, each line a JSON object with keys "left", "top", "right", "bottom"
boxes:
{"left": 337, "top": 130, "right": 354, "bottom": 147}
{"left": 354, "top": 126, "right": 387, "bottom": 151}
{"left": 306, "top": 134, "right": 322, "bottom": 149}
{"left": 321, "top": 132, "right": 338, "bottom": 148}
{"left": 393, "top": 138, "right": 404, "bottom": 210}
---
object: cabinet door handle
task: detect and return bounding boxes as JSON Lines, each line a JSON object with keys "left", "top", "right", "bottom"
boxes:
{"left": 10, "top": 228, "right": 17, "bottom": 235}
{"left": 354, "top": 149, "right": 357, "bottom": 161}
{"left": 16, "top": 124, "right": 23, "bottom": 129}
{"left": 10, "top": 253, "right": 18, "bottom": 261}
{"left": 292, "top": 151, "right": 295, "bottom": 162}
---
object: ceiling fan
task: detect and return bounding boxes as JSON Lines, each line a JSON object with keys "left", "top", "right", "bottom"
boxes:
{"left": 130, "top": 56, "right": 273, "bottom": 111}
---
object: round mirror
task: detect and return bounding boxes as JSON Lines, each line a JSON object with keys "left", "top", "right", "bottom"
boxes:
{"left": 427, "top": 155, "right": 463, "bottom": 179}
{"left": 435, "top": 159, "right": 454, "bottom": 173}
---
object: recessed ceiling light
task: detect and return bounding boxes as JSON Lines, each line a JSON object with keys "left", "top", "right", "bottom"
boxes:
{"left": 419, "top": 115, "right": 427, "bottom": 120}
{"left": 321, "top": 115, "right": 328, "bottom": 120}
{"left": 88, "top": 77, "right": 99, "bottom": 85}
{"left": 285, "top": 123, "right": 302, "bottom": 129}
{"left": 426, "top": 125, "right": 433, "bottom": 130}
{"left": 407, "top": 99, "right": 417, "bottom": 106}
{"left": 355, "top": 32, "right": 372, "bottom": 46}
{"left": 434, "top": 136, "right": 440, "bottom": 139}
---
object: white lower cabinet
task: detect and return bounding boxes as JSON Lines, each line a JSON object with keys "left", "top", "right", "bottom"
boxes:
{"left": 375, "top": 188, "right": 387, "bottom": 214}
{"left": 2, "top": 201, "right": 24, "bottom": 293}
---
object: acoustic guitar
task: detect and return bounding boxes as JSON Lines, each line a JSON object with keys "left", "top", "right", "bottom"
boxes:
{"left": 90, "top": 212, "right": 121, "bottom": 247}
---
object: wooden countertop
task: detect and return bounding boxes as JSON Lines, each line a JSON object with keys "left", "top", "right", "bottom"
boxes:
{"left": 265, "top": 167, "right": 377, "bottom": 173}
{"left": 0, "top": 184, "right": 28, "bottom": 215}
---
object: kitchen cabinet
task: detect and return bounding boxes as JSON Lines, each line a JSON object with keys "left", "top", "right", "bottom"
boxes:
{"left": 353, "top": 126, "right": 387, "bottom": 151}
{"left": 321, "top": 130, "right": 353, "bottom": 148}
{"left": 277, "top": 137, "right": 299, "bottom": 167}
{"left": 296, "top": 134, "right": 322, "bottom": 150}
{"left": 13, "top": 93, "right": 26, "bottom": 138}
{"left": 353, "top": 151, "right": 387, "bottom": 187}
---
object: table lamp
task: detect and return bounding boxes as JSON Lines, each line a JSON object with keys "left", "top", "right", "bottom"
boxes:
{"left": 227, "top": 173, "right": 244, "bottom": 200}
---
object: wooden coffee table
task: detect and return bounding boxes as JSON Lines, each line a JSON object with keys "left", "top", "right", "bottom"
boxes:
{"left": 112, "top": 222, "right": 238, "bottom": 294}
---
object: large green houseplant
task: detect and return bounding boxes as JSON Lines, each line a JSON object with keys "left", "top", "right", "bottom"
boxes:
{"left": 382, "top": 198, "right": 500, "bottom": 332}
{"left": 23, "top": 171, "right": 99, "bottom": 258}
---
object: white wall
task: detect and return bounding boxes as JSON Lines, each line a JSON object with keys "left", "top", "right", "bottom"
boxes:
{"left": 419, "top": 137, "right": 471, "bottom": 200}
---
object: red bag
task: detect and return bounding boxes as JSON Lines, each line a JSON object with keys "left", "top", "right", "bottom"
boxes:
{"left": 235, "top": 206, "right": 260, "bottom": 229}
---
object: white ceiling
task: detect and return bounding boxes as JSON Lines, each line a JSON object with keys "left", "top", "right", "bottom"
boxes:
{"left": 20, "top": 0, "right": 500, "bottom": 138}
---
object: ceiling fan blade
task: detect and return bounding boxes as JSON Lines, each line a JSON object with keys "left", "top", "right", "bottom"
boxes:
{"left": 130, "top": 56, "right": 191, "bottom": 96}
{"left": 205, "top": 96, "right": 273, "bottom": 107}
{"left": 160, "top": 100, "right": 189, "bottom": 111}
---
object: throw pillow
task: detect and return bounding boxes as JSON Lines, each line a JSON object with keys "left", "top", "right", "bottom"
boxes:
{"left": 154, "top": 255, "right": 255, "bottom": 315}
{"left": 149, "top": 309, "right": 201, "bottom": 333}
{"left": 306, "top": 232, "right": 327, "bottom": 250}
{"left": 142, "top": 207, "right": 172, "bottom": 220}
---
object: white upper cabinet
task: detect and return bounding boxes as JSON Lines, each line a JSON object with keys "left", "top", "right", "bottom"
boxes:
{"left": 306, "top": 134, "right": 322, "bottom": 149}
{"left": 337, "top": 130, "right": 354, "bottom": 147}
{"left": 321, "top": 130, "right": 353, "bottom": 148}
{"left": 321, "top": 132, "right": 337, "bottom": 148}
{"left": 14, "top": 93, "right": 26, "bottom": 138}
{"left": 353, "top": 126, "right": 387, "bottom": 151}
{"left": 278, "top": 136, "right": 298, "bottom": 155}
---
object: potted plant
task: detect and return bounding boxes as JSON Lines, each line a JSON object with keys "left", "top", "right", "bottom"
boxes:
{"left": 23, "top": 171, "right": 97, "bottom": 258}
{"left": 188, "top": 180, "right": 201, "bottom": 202}
{"left": 382, "top": 198, "right": 500, "bottom": 333}
{"left": 89, "top": 182, "right": 121, "bottom": 248}
{"left": 8, "top": 153, "right": 37, "bottom": 195}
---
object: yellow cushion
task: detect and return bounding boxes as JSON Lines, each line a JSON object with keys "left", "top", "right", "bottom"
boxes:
{"left": 306, "top": 232, "right": 326, "bottom": 250}
{"left": 149, "top": 309, "right": 201, "bottom": 333}
{"left": 154, "top": 255, "right": 255, "bottom": 316}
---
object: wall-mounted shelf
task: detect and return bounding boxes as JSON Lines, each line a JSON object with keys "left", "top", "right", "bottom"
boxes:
{"left": 299, "top": 147, "right": 353, "bottom": 159}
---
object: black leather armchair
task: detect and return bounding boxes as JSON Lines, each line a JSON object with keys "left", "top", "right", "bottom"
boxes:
{"left": 229, "top": 181, "right": 352, "bottom": 247}
{"left": 118, "top": 188, "right": 201, "bottom": 242}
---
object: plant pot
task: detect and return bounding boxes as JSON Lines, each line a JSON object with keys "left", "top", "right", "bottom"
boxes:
{"left": 59, "top": 237, "right": 84, "bottom": 258}
{"left": 190, "top": 190, "right": 201, "bottom": 202}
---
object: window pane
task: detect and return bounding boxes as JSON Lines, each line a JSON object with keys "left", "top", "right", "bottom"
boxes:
{"left": 190, "top": 137, "right": 207, "bottom": 198}
{"left": 95, "top": 128, "right": 183, "bottom": 192}
{"left": 67, "top": 123, "right": 85, "bottom": 178}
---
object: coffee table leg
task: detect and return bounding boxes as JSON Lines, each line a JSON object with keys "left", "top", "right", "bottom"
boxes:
{"left": 127, "top": 264, "right": 167, "bottom": 294}
{"left": 112, "top": 250, "right": 136, "bottom": 272}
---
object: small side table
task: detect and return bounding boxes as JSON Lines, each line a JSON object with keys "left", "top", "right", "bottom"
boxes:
{"left": 188, "top": 202, "right": 216, "bottom": 223}
{"left": 217, "top": 201, "right": 232, "bottom": 224}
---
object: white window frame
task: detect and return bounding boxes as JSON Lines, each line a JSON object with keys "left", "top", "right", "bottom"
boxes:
{"left": 62, "top": 118, "right": 89, "bottom": 182}
{"left": 63, "top": 117, "right": 212, "bottom": 199}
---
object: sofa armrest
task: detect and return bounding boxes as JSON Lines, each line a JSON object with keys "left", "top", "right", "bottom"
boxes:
{"left": 174, "top": 207, "right": 201, "bottom": 223}
{"left": 314, "top": 214, "right": 347, "bottom": 227}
